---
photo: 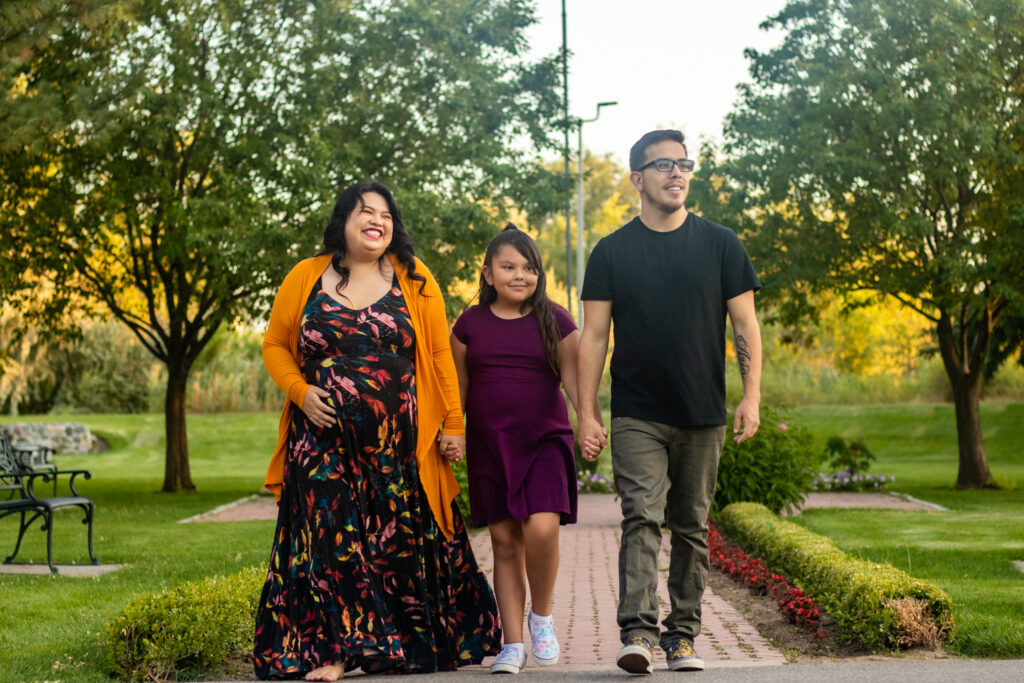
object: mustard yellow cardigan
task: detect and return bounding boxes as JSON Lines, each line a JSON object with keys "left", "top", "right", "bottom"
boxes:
{"left": 262, "top": 252, "right": 465, "bottom": 540}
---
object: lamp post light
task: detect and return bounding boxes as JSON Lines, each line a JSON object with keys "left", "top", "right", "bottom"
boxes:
{"left": 575, "top": 100, "right": 617, "bottom": 325}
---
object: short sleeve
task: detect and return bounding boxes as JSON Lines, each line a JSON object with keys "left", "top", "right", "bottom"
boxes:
{"left": 721, "top": 231, "right": 761, "bottom": 300}
{"left": 552, "top": 305, "right": 577, "bottom": 339}
{"left": 452, "top": 308, "right": 470, "bottom": 344}
{"left": 581, "top": 237, "right": 614, "bottom": 301}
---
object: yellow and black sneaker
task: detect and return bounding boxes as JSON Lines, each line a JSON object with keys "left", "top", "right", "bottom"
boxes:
{"left": 616, "top": 635, "right": 654, "bottom": 675}
{"left": 665, "top": 639, "right": 705, "bottom": 671}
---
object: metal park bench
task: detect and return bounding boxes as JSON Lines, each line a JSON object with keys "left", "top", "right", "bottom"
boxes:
{"left": 0, "top": 432, "right": 99, "bottom": 574}
{"left": 6, "top": 438, "right": 59, "bottom": 496}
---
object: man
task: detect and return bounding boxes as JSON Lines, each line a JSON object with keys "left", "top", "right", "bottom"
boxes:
{"left": 577, "top": 129, "right": 762, "bottom": 674}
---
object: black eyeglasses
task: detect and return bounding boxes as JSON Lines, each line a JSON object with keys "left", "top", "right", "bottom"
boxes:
{"left": 636, "top": 158, "right": 695, "bottom": 173}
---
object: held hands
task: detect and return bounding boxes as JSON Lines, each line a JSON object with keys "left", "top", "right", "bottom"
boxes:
{"left": 301, "top": 386, "right": 336, "bottom": 429}
{"left": 733, "top": 396, "right": 761, "bottom": 443}
{"left": 438, "top": 432, "right": 466, "bottom": 463}
{"left": 577, "top": 415, "right": 608, "bottom": 462}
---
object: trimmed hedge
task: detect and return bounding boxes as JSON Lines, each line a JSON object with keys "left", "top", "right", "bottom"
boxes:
{"left": 715, "top": 502, "right": 953, "bottom": 652}
{"left": 106, "top": 566, "right": 264, "bottom": 681}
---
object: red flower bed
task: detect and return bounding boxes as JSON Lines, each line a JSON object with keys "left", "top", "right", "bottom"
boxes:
{"left": 709, "top": 523, "right": 827, "bottom": 638}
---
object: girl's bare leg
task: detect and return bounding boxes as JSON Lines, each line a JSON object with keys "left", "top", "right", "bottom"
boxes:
{"left": 522, "top": 512, "right": 561, "bottom": 616}
{"left": 489, "top": 518, "right": 527, "bottom": 642}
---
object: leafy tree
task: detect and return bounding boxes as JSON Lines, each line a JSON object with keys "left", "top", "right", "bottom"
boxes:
{"left": 0, "top": 305, "right": 69, "bottom": 414}
{"left": 0, "top": 0, "right": 131, "bottom": 308}
{"left": 985, "top": 314, "right": 1024, "bottom": 380}
{"left": 1, "top": 0, "right": 561, "bottom": 491}
{"left": 722, "top": 0, "right": 1024, "bottom": 489}
{"left": 534, "top": 150, "right": 634, "bottom": 313}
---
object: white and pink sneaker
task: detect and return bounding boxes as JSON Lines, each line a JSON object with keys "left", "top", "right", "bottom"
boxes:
{"left": 490, "top": 643, "right": 528, "bottom": 674}
{"left": 528, "top": 611, "right": 560, "bottom": 666}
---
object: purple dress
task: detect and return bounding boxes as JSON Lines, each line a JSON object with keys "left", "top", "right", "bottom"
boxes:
{"left": 452, "top": 304, "right": 578, "bottom": 527}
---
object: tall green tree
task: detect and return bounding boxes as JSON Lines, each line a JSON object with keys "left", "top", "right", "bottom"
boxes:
{"left": 534, "top": 151, "right": 634, "bottom": 309}
{"left": 724, "top": 0, "right": 1024, "bottom": 488}
{"left": 1, "top": 0, "right": 132, "bottom": 307}
{"left": 1, "top": 0, "right": 561, "bottom": 491}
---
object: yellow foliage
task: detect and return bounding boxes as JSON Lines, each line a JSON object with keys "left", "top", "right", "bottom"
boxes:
{"left": 730, "top": 293, "right": 934, "bottom": 381}
{"left": 817, "top": 294, "right": 933, "bottom": 377}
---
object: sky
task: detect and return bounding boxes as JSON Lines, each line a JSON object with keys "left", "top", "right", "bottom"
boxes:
{"left": 525, "top": 0, "right": 791, "bottom": 166}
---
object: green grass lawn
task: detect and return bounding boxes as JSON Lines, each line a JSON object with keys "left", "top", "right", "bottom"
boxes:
{"left": 1, "top": 404, "right": 1021, "bottom": 680}
{"left": 0, "top": 413, "right": 280, "bottom": 682}
{"left": 790, "top": 402, "right": 1024, "bottom": 657}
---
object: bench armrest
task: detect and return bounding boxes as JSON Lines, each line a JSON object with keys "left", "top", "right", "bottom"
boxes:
{"left": 23, "top": 469, "right": 93, "bottom": 500}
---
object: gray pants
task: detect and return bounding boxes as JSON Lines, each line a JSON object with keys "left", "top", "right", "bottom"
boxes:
{"left": 610, "top": 417, "right": 725, "bottom": 649}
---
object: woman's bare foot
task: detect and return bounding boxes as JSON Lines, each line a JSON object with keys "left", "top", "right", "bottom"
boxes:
{"left": 304, "top": 663, "right": 344, "bottom": 681}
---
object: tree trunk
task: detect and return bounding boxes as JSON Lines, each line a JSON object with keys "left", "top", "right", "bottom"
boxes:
{"left": 936, "top": 313, "right": 997, "bottom": 489}
{"left": 163, "top": 361, "right": 196, "bottom": 492}
{"left": 948, "top": 370, "right": 996, "bottom": 488}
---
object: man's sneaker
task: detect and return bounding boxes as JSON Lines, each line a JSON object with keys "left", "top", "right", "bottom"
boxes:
{"left": 616, "top": 635, "right": 654, "bottom": 675}
{"left": 665, "top": 639, "right": 705, "bottom": 671}
{"left": 490, "top": 643, "right": 528, "bottom": 674}
{"left": 528, "top": 616, "right": 560, "bottom": 666}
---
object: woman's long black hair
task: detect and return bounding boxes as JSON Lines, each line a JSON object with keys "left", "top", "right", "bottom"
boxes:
{"left": 477, "top": 223, "right": 562, "bottom": 375}
{"left": 318, "top": 180, "right": 426, "bottom": 296}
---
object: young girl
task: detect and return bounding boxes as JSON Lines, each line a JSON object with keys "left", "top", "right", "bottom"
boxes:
{"left": 449, "top": 224, "right": 581, "bottom": 675}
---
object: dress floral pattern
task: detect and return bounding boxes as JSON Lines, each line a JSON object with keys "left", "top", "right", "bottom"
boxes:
{"left": 254, "top": 278, "right": 500, "bottom": 679}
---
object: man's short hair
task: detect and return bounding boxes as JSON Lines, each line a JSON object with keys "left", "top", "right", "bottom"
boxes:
{"left": 629, "top": 130, "right": 687, "bottom": 171}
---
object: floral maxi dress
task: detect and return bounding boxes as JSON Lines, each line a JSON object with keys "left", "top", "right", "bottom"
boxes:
{"left": 253, "top": 279, "right": 501, "bottom": 679}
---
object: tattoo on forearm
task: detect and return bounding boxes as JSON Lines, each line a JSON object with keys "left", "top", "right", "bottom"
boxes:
{"left": 736, "top": 335, "right": 751, "bottom": 380}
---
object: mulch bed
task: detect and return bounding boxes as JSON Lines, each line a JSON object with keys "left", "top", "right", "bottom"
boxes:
{"left": 709, "top": 491, "right": 950, "bottom": 662}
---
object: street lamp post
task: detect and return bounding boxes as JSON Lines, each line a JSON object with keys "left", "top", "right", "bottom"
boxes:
{"left": 561, "top": 0, "right": 572, "bottom": 317}
{"left": 575, "top": 101, "right": 617, "bottom": 325}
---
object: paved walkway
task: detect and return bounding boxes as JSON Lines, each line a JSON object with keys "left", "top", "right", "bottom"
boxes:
{"left": 184, "top": 490, "right": 787, "bottom": 673}
{"left": 0, "top": 562, "right": 122, "bottom": 577}
{"left": 464, "top": 493, "right": 785, "bottom": 673}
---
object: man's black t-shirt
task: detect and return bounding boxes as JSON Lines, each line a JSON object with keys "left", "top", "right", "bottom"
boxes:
{"left": 580, "top": 213, "right": 761, "bottom": 427}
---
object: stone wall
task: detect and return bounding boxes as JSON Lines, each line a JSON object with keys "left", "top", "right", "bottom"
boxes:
{"left": 1, "top": 422, "right": 95, "bottom": 454}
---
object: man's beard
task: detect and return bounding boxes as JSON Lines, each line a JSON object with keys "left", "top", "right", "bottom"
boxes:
{"left": 644, "top": 188, "right": 686, "bottom": 216}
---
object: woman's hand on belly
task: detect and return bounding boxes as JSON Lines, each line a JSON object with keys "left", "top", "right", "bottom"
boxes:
{"left": 301, "top": 385, "right": 337, "bottom": 428}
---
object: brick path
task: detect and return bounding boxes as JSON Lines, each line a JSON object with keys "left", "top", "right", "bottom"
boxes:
{"left": 467, "top": 493, "right": 785, "bottom": 672}
{"left": 179, "top": 490, "right": 788, "bottom": 672}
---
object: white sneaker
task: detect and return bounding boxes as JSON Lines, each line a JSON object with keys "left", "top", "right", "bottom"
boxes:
{"left": 490, "top": 643, "right": 528, "bottom": 674}
{"left": 528, "top": 613, "right": 560, "bottom": 666}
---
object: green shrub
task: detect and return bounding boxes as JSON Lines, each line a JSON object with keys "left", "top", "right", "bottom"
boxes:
{"left": 181, "top": 326, "right": 283, "bottom": 413}
{"left": 813, "top": 436, "right": 893, "bottom": 492}
{"left": 716, "top": 502, "right": 954, "bottom": 652}
{"left": 61, "top": 321, "right": 157, "bottom": 414}
{"left": 713, "top": 405, "right": 822, "bottom": 514}
{"left": 106, "top": 566, "right": 264, "bottom": 681}
{"left": 984, "top": 359, "right": 1024, "bottom": 399}
{"left": 450, "top": 455, "right": 472, "bottom": 522}
{"left": 824, "top": 436, "right": 875, "bottom": 474}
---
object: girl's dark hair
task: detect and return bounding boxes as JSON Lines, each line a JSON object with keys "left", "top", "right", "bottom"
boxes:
{"left": 478, "top": 223, "right": 562, "bottom": 375}
{"left": 318, "top": 180, "right": 426, "bottom": 297}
